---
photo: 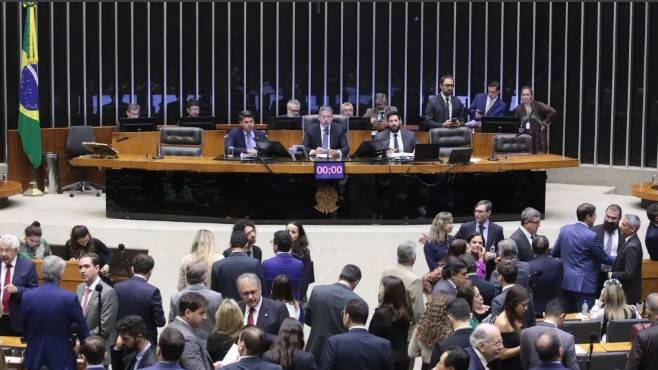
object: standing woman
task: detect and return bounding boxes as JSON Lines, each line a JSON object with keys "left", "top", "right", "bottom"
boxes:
{"left": 369, "top": 276, "right": 414, "bottom": 370}
{"left": 19, "top": 221, "right": 52, "bottom": 260}
{"left": 515, "top": 86, "right": 556, "bottom": 153}
{"left": 420, "top": 212, "right": 456, "bottom": 272}
{"left": 63, "top": 225, "right": 112, "bottom": 273}
{"left": 494, "top": 286, "right": 529, "bottom": 370}
{"left": 178, "top": 229, "right": 221, "bottom": 291}
{"left": 287, "top": 221, "right": 315, "bottom": 302}
{"left": 408, "top": 293, "right": 455, "bottom": 370}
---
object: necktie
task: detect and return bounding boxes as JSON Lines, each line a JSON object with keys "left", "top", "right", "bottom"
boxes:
{"left": 605, "top": 232, "right": 613, "bottom": 255}
{"left": 247, "top": 307, "right": 255, "bottom": 326}
{"left": 485, "top": 98, "right": 493, "bottom": 114}
{"left": 245, "top": 132, "right": 254, "bottom": 150}
{"left": 445, "top": 97, "right": 451, "bottom": 121}
{"left": 322, "top": 126, "right": 330, "bottom": 151}
{"left": 81, "top": 287, "right": 92, "bottom": 316}
{"left": 2, "top": 263, "right": 11, "bottom": 313}
{"left": 393, "top": 133, "right": 400, "bottom": 152}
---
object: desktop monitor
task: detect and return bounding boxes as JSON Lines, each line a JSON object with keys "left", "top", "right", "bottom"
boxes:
{"left": 481, "top": 116, "right": 519, "bottom": 134}
{"left": 178, "top": 116, "right": 217, "bottom": 130}
{"left": 255, "top": 140, "right": 291, "bottom": 159}
{"left": 118, "top": 117, "right": 158, "bottom": 132}
{"left": 347, "top": 117, "right": 372, "bottom": 130}
{"left": 269, "top": 116, "right": 302, "bottom": 130}
{"left": 351, "top": 137, "right": 389, "bottom": 158}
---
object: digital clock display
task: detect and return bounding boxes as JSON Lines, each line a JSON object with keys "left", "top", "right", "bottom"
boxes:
{"left": 314, "top": 162, "right": 345, "bottom": 180}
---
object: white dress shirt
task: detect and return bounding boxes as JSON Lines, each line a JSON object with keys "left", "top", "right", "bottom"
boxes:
{"left": 0, "top": 255, "right": 17, "bottom": 312}
{"left": 485, "top": 96, "right": 498, "bottom": 114}
{"left": 388, "top": 131, "right": 405, "bottom": 152}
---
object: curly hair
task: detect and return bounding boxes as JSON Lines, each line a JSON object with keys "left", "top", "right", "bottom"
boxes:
{"left": 417, "top": 293, "right": 455, "bottom": 348}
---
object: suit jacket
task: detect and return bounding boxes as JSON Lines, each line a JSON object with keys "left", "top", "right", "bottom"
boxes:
{"left": 424, "top": 94, "right": 468, "bottom": 129}
{"left": 223, "top": 356, "right": 283, "bottom": 370}
{"left": 468, "top": 93, "right": 509, "bottom": 121}
{"left": 466, "top": 347, "right": 486, "bottom": 370}
{"left": 262, "top": 253, "right": 304, "bottom": 300}
{"left": 264, "top": 349, "right": 317, "bottom": 370}
{"left": 431, "top": 327, "right": 473, "bottom": 366}
{"left": 592, "top": 225, "right": 625, "bottom": 273}
{"left": 455, "top": 221, "right": 505, "bottom": 254}
{"left": 239, "top": 297, "right": 289, "bottom": 339}
{"left": 5, "top": 255, "right": 38, "bottom": 333}
{"left": 489, "top": 259, "right": 531, "bottom": 293}
{"left": 302, "top": 122, "right": 349, "bottom": 157}
{"left": 646, "top": 223, "right": 658, "bottom": 261}
{"left": 627, "top": 322, "right": 658, "bottom": 370}
{"left": 520, "top": 322, "right": 578, "bottom": 370}
{"left": 114, "top": 276, "right": 166, "bottom": 345}
{"left": 321, "top": 328, "right": 394, "bottom": 370}
{"left": 469, "top": 275, "right": 496, "bottom": 307}
{"left": 166, "top": 318, "right": 214, "bottom": 370}
{"left": 143, "top": 361, "right": 186, "bottom": 370}
{"left": 225, "top": 127, "right": 267, "bottom": 154}
{"left": 223, "top": 245, "right": 263, "bottom": 262}
{"left": 432, "top": 279, "right": 458, "bottom": 296}
{"left": 169, "top": 284, "right": 223, "bottom": 340}
{"left": 21, "top": 282, "right": 90, "bottom": 370}
{"left": 510, "top": 227, "right": 535, "bottom": 262}
{"left": 211, "top": 251, "right": 264, "bottom": 301}
{"left": 486, "top": 285, "right": 536, "bottom": 327}
{"left": 528, "top": 255, "right": 564, "bottom": 316}
{"left": 611, "top": 234, "right": 643, "bottom": 304}
{"left": 112, "top": 344, "right": 158, "bottom": 370}
{"left": 381, "top": 263, "right": 425, "bottom": 324}
{"left": 305, "top": 283, "right": 361, "bottom": 362}
{"left": 76, "top": 279, "right": 119, "bottom": 345}
{"left": 374, "top": 128, "right": 419, "bottom": 153}
{"left": 530, "top": 362, "right": 571, "bottom": 370}
{"left": 551, "top": 222, "right": 614, "bottom": 294}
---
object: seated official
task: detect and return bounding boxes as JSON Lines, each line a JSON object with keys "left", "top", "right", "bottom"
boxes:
{"left": 63, "top": 225, "right": 112, "bottom": 274}
{"left": 340, "top": 102, "right": 354, "bottom": 117}
{"left": 302, "top": 105, "right": 349, "bottom": 159}
{"left": 467, "top": 81, "right": 508, "bottom": 124}
{"left": 226, "top": 110, "right": 267, "bottom": 155}
{"left": 286, "top": 99, "right": 301, "bottom": 117}
{"left": 126, "top": 102, "right": 141, "bottom": 118}
{"left": 647, "top": 203, "right": 658, "bottom": 260}
{"left": 19, "top": 221, "right": 52, "bottom": 260}
{"left": 374, "top": 112, "right": 418, "bottom": 154}
{"left": 185, "top": 99, "right": 201, "bottom": 118}
{"left": 424, "top": 74, "right": 467, "bottom": 129}
{"left": 363, "top": 92, "right": 398, "bottom": 130}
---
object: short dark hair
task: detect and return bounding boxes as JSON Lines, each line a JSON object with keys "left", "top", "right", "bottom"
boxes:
{"left": 239, "top": 110, "right": 254, "bottom": 122}
{"left": 79, "top": 252, "right": 101, "bottom": 268}
{"left": 460, "top": 254, "right": 477, "bottom": 274}
{"left": 443, "top": 346, "right": 470, "bottom": 370}
{"left": 240, "top": 326, "right": 268, "bottom": 356}
{"left": 273, "top": 230, "right": 292, "bottom": 252}
{"left": 158, "top": 327, "right": 185, "bottom": 362}
{"left": 476, "top": 199, "right": 493, "bottom": 212}
{"left": 544, "top": 298, "right": 566, "bottom": 318}
{"left": 131, "top": 254, "right": 154, "bottom": 274}
{"left": 448, "top": 239, "right": 468, "bottom": 257}
{"left": 532, "top": 235, "right": 550, "bottom": 255}
{"left": 24, "top": 221, "right": 42, "bottom": 237}
{"left": 344, "top": 298, "right": 369, "bottom": 325}
{"left": 178, "top": 292, "right": 208, "bottom": 315}
{"left": 648, "top": 202, "right": 658, "bottom": 223}
{"left": 536, "top": 331, "right": 562, "bottom": 362}
{"left": 386, "top": 111, "right": 401, "bottom": 122}
{"left": 233, "top": 219, "right": 256, "bottom": 233}
{"left": 576, "top": 203, "right": 596, "bottom": 221}
{"left": 117, "top": 315, "right": 146, "bottom": 338}
{"left": 80, "top": 335, "right": 106, "bottom": 365}
{"left": 447, "top": 298, "right": 472, "bottom": 321}
{"left": 487, "top": 81, "right": 501, "bottom": 90}
{"left": 230, "top": 230, "right": 248, "bottom": 249}
{"left": 442, "top": 257, "right": 467, "bottom": 280}
{"left": 440, "top": 74, "right": 454, "bottom": 85}
{"left": 496, "top": 260, "right": 518, "bottom": 284}
{"left": 186, "top": 99, "right": 200, "bottom": 109}
{"left": 339, "top": 264, "right": 362, "bottom": 284}
{"left": 606, "top": 204, "right": 623, "bottom": 217}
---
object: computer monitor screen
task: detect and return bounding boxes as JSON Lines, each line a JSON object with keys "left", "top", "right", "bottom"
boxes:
{"left": 481, "top": 116, "right": 519, "bottom": 134}
{"left": 351, "top": 137, "right": 389, "bottom": 158}
{"left": 178, "top": 117, "right": 217, "bottom": 130}
{"left": 118, "top": 117, "right": 158, "bottom": 132}
{"left": 269, "top": 116, "right": 302, "bottom": 130}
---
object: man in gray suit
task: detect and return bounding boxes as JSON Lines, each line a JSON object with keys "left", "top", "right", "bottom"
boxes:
{"left": 363, "top": 92, "right": 398, "bottom": 130}
{"left": 510, "top": 207, "right": 542, "bottom": 262}
{"left": 305, "top": 264, "right": 362, "bottom": 364}
{"left": 381, "top": 241, "right": 425, "bottom": 323}
{"left": 374, "top": 112, "right": 418, "bottom": 154}
{"left": 166, "top": 292, "right": 215, "bottom": 370}
{"left": 489, "top": 238, "right": 531, "bottom": 292}
{"left": 76, "top": 253, "right": 118, "bottom": 359}
{"left": 432, "top": 257, "right": 468, "bottom": 297}
{"left": 520, "top": 298, "right": 578, "bottom": 370}
{"left": 169, "top": 261, "right": 222, "bottom": 341}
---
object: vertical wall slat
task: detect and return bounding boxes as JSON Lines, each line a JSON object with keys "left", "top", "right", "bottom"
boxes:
{"left": 195, "top": 3, "right": 199, "bottom": 99}
{"left": 51, "top": 2, "right": 56, "bottom": 127}
{"left": 515, "top": 4, "right": 520, "bottom": 108}
{"left": 546, "top": 3, "right": 552, "bottom": 146}
{"left": 500, "top": 4, "right": 504, "bottom": 91}
{"left": 324, "top": 2, "right": 328, "bottom": 106}
{"left": 532, "top": 3, "right": 536, "bottom": 91}
{"left": 163, "top": 2, "right": 167, "bottom": 124}
{"left": 275, "top": 3, "right": 278, "bottom": 116}
{"left": 577, "top": 3, "right": 584, "bottom": 161}
{"left": 259, "top": 2, "right": 263, "bottom": 122}
{"left": 484, "top": 2, "right": 488, "bottom": 92}
{"left": 147, "top": 3, "right": 151, "bottom": 117}
{"left": 403, "top": 3, "right": 408, "bottom": 122}
{"left": 467, "top": 3, "right": 472, "bottom": 102}
{"left": 641, "top": 2, "right": 648, "bottom": 167}
{"left": 307, "top": 3, "right": 311, "bottom": 113}
{"left": 610, "top": 3, "right": 617, "bottom": 165}
{"left": 452, "top": 3, "right": 456, "bottom": 77}
{"left": 243, "top": 3, "right": 246, "bottom": 111}
{"left": 66, "top": 3, "right": 71, "bottom": 125}
{"left": 339, "top": 3, "right": 343, "bottom": 106}
{"left": 419, "top": 3, "right": 424, "bottom": 115}
{"left": 82, "top": 3, "right": 87, "bottom": 125}
{"left": 356, "top": 3, "right": 360, "bottom": 116}
{"left": 130, "top": 3, "right": 134, "bottom": 101}
{"left": 179, "top": 3, "right": 183, "bottom": 113}
{"left": 594, "top": 3, "right": 601, "bottom": 164}
{"left": 227, "top": 3, "right": 231, "bottom": 122}
{"left": 435, "top": 3, "right": 439, "bottom": 94}
{"left": 211, "top": 3, "right": 215, "bottom": 116}
{"left": 291, "top": 3, "right": 295, "bottom": 101}
{"left": 562, "top": 4, "right": 568, "bottom": 156}
{"left": 625, "top": 3, "right": 633, "bottom": 167}
{"left": 2, "top": 3, "right": 7, "bottom": 159}
{"left": 388, "top": 2, "right": 392, "bottom": 104}
{"left": 371, "top": 3, "right": 376, "bottom": 108}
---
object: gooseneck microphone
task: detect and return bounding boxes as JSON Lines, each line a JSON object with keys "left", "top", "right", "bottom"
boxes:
{"left": 95, "top": 284, "right": 103, "bottom": 337}
{"left": 118, "top": 243, "right": 132, "bottom": 278}
{"left": 586, "top": 331, "right": 598, "bottom": 370}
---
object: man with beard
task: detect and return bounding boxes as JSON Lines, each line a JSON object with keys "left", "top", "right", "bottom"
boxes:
{"left": 374, "top": 112, "right": 418, "bottom": 154}
{"left": 424, "top": 74, "right": 467, "bottom": 129}
{"left": 591, "top": 204, "right": 624, "bottom": 296}
{"left": 111, "top": 316, "right": 157, "bottom": 370}
{"left": 223, "top": 220, "right": 263, "bottom": 262}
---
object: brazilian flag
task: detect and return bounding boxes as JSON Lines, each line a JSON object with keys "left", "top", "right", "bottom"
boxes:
{"left": 18, "top": 2, "right": 42, "bottom": 169}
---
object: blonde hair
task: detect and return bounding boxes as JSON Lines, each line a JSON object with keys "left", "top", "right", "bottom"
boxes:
{"left": 603, "top": 282, "right": 633, "bottom": 321}
{"left": 427, "top": 212, "right": 453, "bottom": 242}
{"left": 214, "top": 299, "right": 244, "bottom": 338}
{"left": 190, "top": 230, "right": 216, "bottom": 267}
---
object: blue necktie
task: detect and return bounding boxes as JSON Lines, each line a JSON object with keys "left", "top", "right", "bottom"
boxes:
{"left": 322, "top": 126, "right": 329, "bottom": 151}
{"left": 245, "top": 132, "right": 254, "bottom": 150}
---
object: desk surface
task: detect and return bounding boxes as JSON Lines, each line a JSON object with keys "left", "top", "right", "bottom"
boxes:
{"left": 576, "top": 342, "right": 631, "bottom": 353}
{"left": 0, "top": 336, "right": 26, "bottom": 349}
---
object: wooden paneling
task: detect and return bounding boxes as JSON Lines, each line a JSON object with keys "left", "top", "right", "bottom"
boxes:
{"left": 0, "top": 181, "right": 22, "bottom": 198}
{"left": 34, "top": 259, "right": 83, "bottom": 292}
{"left": 642, "top": 259, "right": 658, "bottom": 301}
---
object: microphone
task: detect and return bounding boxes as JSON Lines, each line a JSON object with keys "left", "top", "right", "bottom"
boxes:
{"left": 95, "top": 284, "right": 103, "bottom": 337}
{"left": 585, "top": 331, "right": 598, "bottom": 370}
{"left": 70, "top": 322, "right": 79, "bottom": 361}
{"left": 118, "top": 243, "right": 133, "bottom": 278}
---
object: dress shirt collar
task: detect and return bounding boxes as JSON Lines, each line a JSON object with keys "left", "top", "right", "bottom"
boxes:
{"left": 243, "top": 129, "right": 254, "bottom": 138}
{"left": 85, "top": 276, "right": 101, "bottom": 290}
{"left": 244, "top": 297, "right": 264, "bottom": 326}
{"left": 135, "top": 341, "right": 152, "bottom": 368}
{"left": 447, "top": 279, "right": 457, "bottom": 289}
{"left": 175, "top": 316, "right": 194, "bottom": 329}
{"left": 473, "top": 347, "right": 489, "bottom": 370}
{"left": 577, "top": 221, "right": 590, "bottom": 228}
{"left": 3, "top": 255, "right": 17, "bottom": 268}
{"left": 625, "top": 234, "right": 635, "bottom": 243}
{"left": 502, "top": 283, "right": 516, "bottom": 292}
{"left": 86, "top": 366, "right": 106, "bottom": 370}
{"left": 454, "top": 324, "right": 472, "bottom": 331}
{"left": 520, "top": 226, "right": 534, "bottom": 243}
{"left": 542, "top": 319, "right": 558, "bottom": 328}
{"left": 441, "top": 92, "right": 452, "bottom": 101}
{"left": 133, "top": 274, "right": 148, "bottom": 281}
{"left": 349, "top": 325, "right": 368, "bottom": 331}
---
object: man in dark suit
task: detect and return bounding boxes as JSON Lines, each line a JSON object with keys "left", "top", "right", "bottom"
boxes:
{"left": 262, "top": 230, "right": 303, "bottom": 299}
{"left": 114, "top": 254, "right": 166, "bottom": 345}
{"left": 111, "top": 316, "right": 158, "bottom": 370}
{"left": 225, "top": 110, "right": 267, "bottom": 155}
{"left": 0, "top": 234, "right": 38, "bottom": 335}
{"left": 627, "top": 293, "right": 658, "bottom": 370}
{"left": 212, "top": 230, "right": 264, "bottom": 301}
{"left": 433, "top": 257, "right": 468, "bottom": 296}
{"left": 646, "top": 203, "right": 658, "bottom": 260}
{"left": 528, "top": 236, "right": 564, "bottom": 317}
{"left": 435, "top": 347, "right": 470, "bottom": 370}
{"left": 222, "top": 220, "right": 263, "bottom": 262}
{"left": 424, "top": 74, "right": 467, "bottom": 129}
{"left": 455, "top": 200, "right": 505, "bottom": 279}
{"left": 551, "top": 203, "right": 615, "bottom": 312}
{"left": 528, "top": 331, "right": 571, "bottom": 370}
{"left": 166, "top": 292, "right": 215, "bottom": 370}
{"left": 305, "top": 264, "right": 362, "bottom": 363}
{"left": 609, "top": 214, "right": 643, "bottom": 304}
{"left": 510, "top": 207, "right": 542, "bottom": 262}
{"left": 237, "top": 273, "right": 289, "bottom": 341}
{"left": 485, "top": 260, "right": 536, "bottom": 327}
{"left": 363, "top": 92, "right": 398, "bottom": 131}
{"left": 520, "top": 298, "right": 578, "bottom": 370}
{"left": 142, "top": 327, "right": 186, "bottom": 370}
{"left": 223, "top": 326, "right": 283, "bottom": 370}
{"left": 464, "top": 255, "right": 495, "bottom": 307}
{"left": 302, "top": 105, "right": 349, "bottom": 158}
{"left": 468, "top": 81, "right": 509, "bottom": 125}
{"left": 465, "top": 323, "right": 503, "bottom": 370}
{"left": 321, "top": 298, "right": 393, "bottom": 370}
{"left": 22, "top": 256, "right": 90, "bottom": 370}
{"left": 432, "top": 298, "right": 474, "bottom": 366}
{"left": 488, "top": 239, "right": 531, "bottom": 292}
{"left": 591, "top": 204, "right": 624, "bottom": 296}
{"left": 80, "top": 335, "right": 107, "bottom": 370}
{"left": 374, "top": 111, "right": 418, "bottom": 153}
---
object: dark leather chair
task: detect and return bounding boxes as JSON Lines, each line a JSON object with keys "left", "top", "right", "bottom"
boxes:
{"left": 159, "top": 126, "right": 203, "bottom": 156}
{"left": 301, "top": 114, "right": 348, "bottom": 140}
{"left": 493, "top": 134, "right": 532, "bottom": 155}
{"left": 60, "top": 126, "right": 104, "bottom": 197}
{"left": 559, "top": 320, "right": 601, "bottom": 343}
{"left": 429, "top": 127, "right": 471, "bottom": 156}
{"left": 605, "top": 318, "right": 649, "bottom": 342}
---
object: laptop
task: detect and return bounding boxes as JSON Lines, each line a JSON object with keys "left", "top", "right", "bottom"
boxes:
{"left": 447, "top": 148, "right": 473, "bottom": 164}
{"left": 118, "top": 117, "right": 158, "bottom": 132}
{"left": 413, "top": 144, "right": 440, "bottom": 162}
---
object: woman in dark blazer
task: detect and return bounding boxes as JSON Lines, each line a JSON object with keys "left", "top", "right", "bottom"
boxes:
{"left": 287, "top": 221, "right": 315, "bottom": 302}
{"left": 515, "top": 86, "right": 556, "bottom": 154}
{"left": 264, "top": 318, "right": 316, "bottom": 370}
{"left": 63, "top": 225, "right": 112, "bottom": 272}
{"left": 421, "top": 212, "right": 456, "bottom": 272}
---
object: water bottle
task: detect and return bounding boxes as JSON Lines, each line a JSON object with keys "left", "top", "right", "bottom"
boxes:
{"left": 581, "top": 301, "right": 589, "bottom": 315}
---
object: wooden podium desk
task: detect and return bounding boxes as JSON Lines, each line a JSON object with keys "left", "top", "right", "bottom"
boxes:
{"left": 34, "top": 259, "right": 82, "bottom": 292}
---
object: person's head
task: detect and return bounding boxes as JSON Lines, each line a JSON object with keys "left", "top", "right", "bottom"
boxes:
{"left": 214, "top": 298, "right": 244, "bottom": 337}
{"left": 318, "top": 105, "right": 333, "bottom": 125}
{"left": 429, "top": 211, "right": 454, "bottom": 242}
{"left": 387, "top": 111, "right": 402, "bottom": 133}
{"left": 157, "top": 327, "right": 185, "bottom": 362}
{"left": 0, "top": 234, "right": 19, "bottom": 264}
{"left": 342, "top": 298, "right": 369, "bottom": 328}
{"left": 503, "top": 285, "right": 529, "bottom": 330}
{"left": 520, "top": 86, "right": 534, "bottom": 104}
{"left": 576, "top": 203, "right": 597, "bottom": 226}
{"left": 239, "top": 110, "right": 255, "bottom": 132}
{"left": 496, "top": 259, "right": 518, "bottom": 286}
{"left": 456, "top": 279, "right": 477, "bottom": 313}
{"left": 79, "top": 335, "right": 106, "bottom": 366}
{"left": 126, "top": 102, "right": 140, "bottom": 118}
{"left": 238, "top": 326, "right": 268, "bottom": 356}
{"left": 71, "top": 225, "right": 92, "bottom": 248}
{"left": 374, "top": 92, "right": 388, "bottom": 110}
{"left": 535, "top": 331, "right": 563, "bottom": 363}
{"left": 498, "top": 239, "right": 519, "bottom": 261}
{"left": 532, "top": 235, "right": 550, "bottom": 256}
{"left": 338, "top": 264, "right": 362, "bottom": 290}
{"left": 78, "top": 253, "right": 101, "bottom": 285}
{"left": 185, "top": 261, "right": 209, "bottom": 286}
{"left": 268, "top": 318, "right": 305, "bottom": 367}
{"left": 486, "top": 81, "right": 501, "bottom": 100}
{"left": 620, "top": 214, "right": 641, "bottom": 237}
{"left": 520, "top": 207, "right": 541, "bottom": 235}
{"left": 271, "top": 274, "right": 295, "bottom": 303}
{"left": 440, "top": 75, "right": 455, "bottom": 96}
{"left": 466, "top": 232, "right": 484, "bottom": 257}
{"left": 645, "top": 293, "right": 658, "bottom": 323}
{"left": 460, "top": 254, "right": 478, "bottom": 275}
{"left": 469, "top": 323, "right": 503, "bottom": 362}
{"left": 603, "top": 204, "right": 623, "bottom": 232}
{"left": 448, "top": 239, "right": 468, "bottom": 258}
{"left": 474, "top": 200, "right": 493, "bottom": 224}
{"left": 272, "top": 230, "right": 292, "bottom": 253}
{"left": 190, "top": 229, "right": 216, "bottom": 260}
{"left": 435, "top": 347, "right": 470, "bottom": 370}
{"left": 601, "top": 279, "right": 629, "bottom": 320}
{"left": 233, "top": 220, "right": 257, "bottom": 246}
{"left": 24, "top": 221, "right": 43, "bottom": 248}
{"left": 446, "top": 298, "right": 472, "bottom": 329}
{"left": 286, "top": 221, "right": 309, "bottom": 258}
{"left": 543, "top": 298, "right": 567, "bottom": 325}
{"left": 131, "top": 254, "right": 154, "bottom": 278}
{"left": 379, "top": 276, "right": 412, "bottom": 322}
{"left": 117, "top": 315, "right": 148, "bottom": 351}
{"left": 42, "top": 255, "right": 66, "bottom": 283}
{"left": 647, "top": 202, "right": 658, "bottom": 225}
{"left": 397, "top": 240, "right": 416, "bottom": 267}
{"left": 340, "top": 102, "right": 354, "bottom": 117}
{"left": 230, "top": 230, "right": 249, "bottom": 250}
{"left": 442, "top": 257, "right": 468, "bottom": 286}
{"left": 286, "top": 99, "right": 301, "bottom": 117}
{"left": 237, "top": 273, "right": 262, "bottom": 309}
{"left": 417, "top": 293, "right": 454, "bottom": 348}
{"left": 178, "top": 292, "right": 209, "bottom": 329}
{"left": 186, "top": 99, "right": 200, "bottom": 117}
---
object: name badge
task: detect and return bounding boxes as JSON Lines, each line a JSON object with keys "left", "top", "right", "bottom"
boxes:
{"left": 525, "top": 122, "right": 530, "bottom": 130}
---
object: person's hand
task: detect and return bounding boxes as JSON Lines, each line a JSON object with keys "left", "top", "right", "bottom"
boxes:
{"left": 114, "top": 334, "right": 124, "bottom": 350}
{"left": 246, "top": 148, "right": 257, "bottom": 154}
{"left": 475, "top": 304, "right": 490, "bottom": 315}
{"left": 101, "top": 264, "right": 110, "bottom": 274}
{"left": 485, "top": 252, "right": 496, "bottom": 261}
{"left": 475, "top": 111, "right": 483, "bottom": 119}
{"left": 540, "top": 124, "right": 546, "bottom": 132}
{"left": 442, "top": 120, "right": 453, "bottom": 128}
{"left": 328, "top": 149, "right": 341, "bottom": 159}
{"left": 419, "top": 233, "right": 428, "bottom": 244}
{"left": 315, "top": 147, "right": 326, "bottom": 155}
{"left": 214, "top": 361, "right": 223, "bottom": 369}
{"left": 370, "top": 117, "right": 376, "bottom": 125}
{"left": 4, "top": 284, "right": 17, "bottom": 294}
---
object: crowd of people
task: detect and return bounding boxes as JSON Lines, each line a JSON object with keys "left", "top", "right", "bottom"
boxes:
{"left": 1, "top": 201, "right": 658, "bottom": 370}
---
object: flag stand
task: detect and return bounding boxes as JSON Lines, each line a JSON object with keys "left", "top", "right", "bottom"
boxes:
{"left": 23, "top": 169, "right": 43, "bottom": 197}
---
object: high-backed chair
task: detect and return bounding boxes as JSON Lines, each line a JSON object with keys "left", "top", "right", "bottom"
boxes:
{"left": 159, "top": 126, "right": 203, "bottom": 157}
{"left": 301, "top": 114, "right": 348, "bottom": 138}
{"left": 605, "top": 318, "right": 649, "bottom": 342}
{"left": 429, "top": 127, "right": 471, "bottom": 157}
{"left": 559, "top": 320, "right": 601, "bottom": 343}
{"left": 60, "top": 126, "right": 104, "bottom": 197}
{"left": 493, "top": 134, "right": 532, "bottom": 155}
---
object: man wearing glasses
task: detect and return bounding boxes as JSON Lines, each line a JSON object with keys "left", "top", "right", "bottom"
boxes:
{"left": 424, "top": 74, "right": 468, "bottom": 129}
{"left": 455, "top": 200, "right": 505, "bottom": 279}
{"left": 510, "top": 207, "right": 542, "bottom": 262}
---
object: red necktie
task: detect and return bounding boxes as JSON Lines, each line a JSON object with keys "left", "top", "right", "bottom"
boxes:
{"left": 247, "top": 307, "right": 255, "bottom": 326}
{"left": 2, "top": 263, "right": 12, "bottom": 313}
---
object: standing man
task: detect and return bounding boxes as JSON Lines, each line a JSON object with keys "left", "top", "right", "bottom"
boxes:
{"left": 142, "top": 327, "right": 186, "bottom": 370}
{"left": 363, "top": 92, "right": 398, "bottom": 130}
{"left": 467, "top": 81, "right": 508, "bottom": 124}
{"left": 225, "top": 110, "right": 267, "bottom": 155}
{"left": 114, "top": 254, "right": 166, "bottom": 345}
{"left": 455, "top": 200, "right": 505, "bottom": 278}
{"left": 552, "top": 203, "right": 614, "bottom": 312}
{"left": 381, "top": 240, "right": 425, "bottom": 324}
{"left": 431, "top": 298, "right": 475, "bottom": 366}
{"left": 302, "top": 105, "right": 350, "bottom": 158}
{"left": 486, "top": 260, "right": 536, "bottom": 328}
{"left": 222, "top": 220, "right": 263, "bottom": 262}
{"left": 0, "top": 234, "right": 38, "bottom": 335}
{"left": 111, "top": 316, "right": 158, "bottom": 370}
{"left": 627, "top": 293, "right": 658, "bottom": 370}
{"left": 222, "top": 326, "right": 283, "bottom": 370}
{"left": 424, "top": 75, "right": 467, "bottom": 129}
{"left": 510, "top": 207, "right": 542, "bottom": 262}
{"left": 166, "top": 292, "right": 215, "bottom": 370}
{"left": 286, "top": 99, "right": 301, "bottom": 117}
{"left": 609, "top": 214, "right": 643, "bottom": 305}
{"left": 213, "top": 230, "right": 264, "bottom": 301}
{"left": 236, "top": 273, "right": 289, "bottom": 340}
{"left": 489, "top": 239, "right": 531, "bottom": 291}
{"left": 433, "top": 257, "right": 469, "bottom": 296}
{"left": 262, "top": 230, "right": 304, "bottom": 299}
{"left": 81, "top": 336, "right": 107, "bottom": 370}
{"left": 374, "top": 112, "right": 419, "bottom": 154}
{"left": 591, "top": 204, "right": 624, "bottom": 295}
{"left": 527, "top": 236, "right": 564, "bottom": 317}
